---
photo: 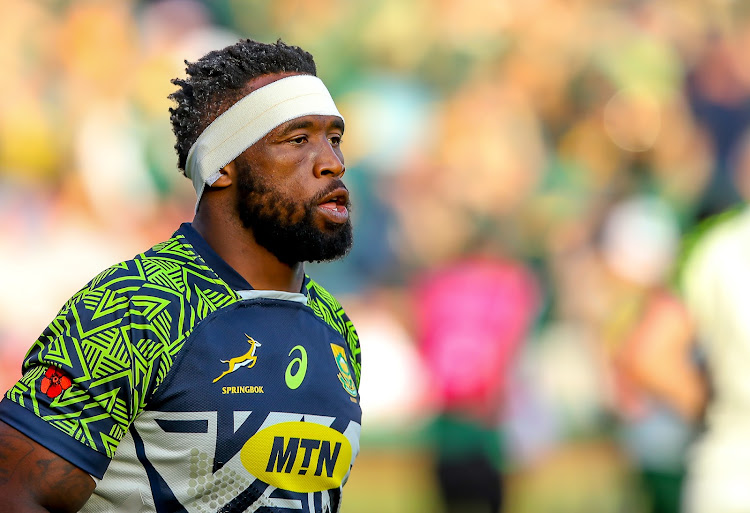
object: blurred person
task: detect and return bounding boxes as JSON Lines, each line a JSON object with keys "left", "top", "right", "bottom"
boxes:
{"left": 677, "top": 205, "right": 750, "bottom": 513}
{"left": 0, "top": 38, "right": 362, "bottom": 512}
{"left": 616, "top": 203, "right": 750, "bottom": 513}
{"left": 686, "top": 30, "right": 750, "bottom": 218}
{"left": 411, "top": 238, "right": 541, "bottom": 513}
{"left": 591, "top": 194, "right": 696, "bottom": 513}
{"left": 616, "top": 128, "right": 750, "bottom": 513}
{"left": 615, "top": 288, "right": 703, "bottom": 513}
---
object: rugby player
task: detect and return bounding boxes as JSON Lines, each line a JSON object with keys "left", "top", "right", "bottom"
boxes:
{"left": 0, "top": 38, "right": 362, "bottom": 513}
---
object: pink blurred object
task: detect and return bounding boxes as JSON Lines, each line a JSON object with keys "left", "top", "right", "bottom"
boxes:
{"left": 414, "top": 256, "right": 540, "bottom": 413}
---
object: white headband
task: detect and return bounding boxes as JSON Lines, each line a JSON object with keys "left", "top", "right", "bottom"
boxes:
{"left": 184, "top": 74, "right": 343, "bottom": 210}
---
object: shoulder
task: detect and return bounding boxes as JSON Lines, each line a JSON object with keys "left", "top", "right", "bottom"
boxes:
{"left": 305, "top": 277, "right": 353, "bottom": 331}
{"left": 54, "top": 231, "right": 240, "bottom": 351}
{"left": 305, "top": 277, "right": 361, "bottom": 386}
{"left": 75, "top": 231, "right": 237, "bottom": 310}
{"left": 3, "top": 231, "right": 241, "bottom": 461}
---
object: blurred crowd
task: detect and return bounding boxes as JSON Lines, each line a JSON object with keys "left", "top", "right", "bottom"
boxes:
{"left": 3, "top": 1, "right": 750, "bottom": 512}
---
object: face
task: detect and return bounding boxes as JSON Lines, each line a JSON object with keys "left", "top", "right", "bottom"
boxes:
{"left": 234, "top": 111, "right": 353, "bottom": 267}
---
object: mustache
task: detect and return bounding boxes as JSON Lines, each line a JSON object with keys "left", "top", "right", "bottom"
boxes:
{"left": 311, "top": 179, "right": 351, "bottom": 207}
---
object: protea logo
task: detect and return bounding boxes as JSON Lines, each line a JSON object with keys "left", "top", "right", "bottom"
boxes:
{"left": 240, "top": 421, "right": 352, "bottom": 493}
{"left": 330, "top": 344, "right": 357, "bottom": 397}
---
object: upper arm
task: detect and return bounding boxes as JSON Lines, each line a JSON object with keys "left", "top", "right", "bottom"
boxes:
{"left": 0, "top": 420, "right": 95, "bottom": 512}
{"left": 617, "top": 289, "right": 706, "bottom": 419}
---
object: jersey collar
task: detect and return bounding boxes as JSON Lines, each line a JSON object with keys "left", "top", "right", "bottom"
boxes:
{"left": 176, "top": 222, "right": 310, "bottom": 297}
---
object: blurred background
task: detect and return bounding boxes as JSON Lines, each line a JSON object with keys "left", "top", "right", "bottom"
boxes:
{"left": 2, "top": 1, "right": 750, "bottom": 512}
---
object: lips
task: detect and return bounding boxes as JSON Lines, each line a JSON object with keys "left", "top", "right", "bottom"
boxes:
{"left": 316, "top": 187, "right": 350, "bottom": 223}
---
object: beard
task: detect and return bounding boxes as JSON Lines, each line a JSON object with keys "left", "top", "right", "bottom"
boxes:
{"left": 235, "top": 166, "right": 353, "bottom": 267}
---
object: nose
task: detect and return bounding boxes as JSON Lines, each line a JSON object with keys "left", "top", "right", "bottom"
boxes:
{"left": 313, "top": 138, "right": 345, "bottom": 179}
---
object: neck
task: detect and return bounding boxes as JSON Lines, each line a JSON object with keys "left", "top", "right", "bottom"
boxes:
{"left": 192, "top": 208, "right": 305, "bottom": 293}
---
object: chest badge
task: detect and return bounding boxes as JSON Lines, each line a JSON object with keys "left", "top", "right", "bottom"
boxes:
{"left": 213, "top": 334, "right": 262, "bottom": 383}
{"left": 330, "top": 343, "right": 357, "bottom": 397}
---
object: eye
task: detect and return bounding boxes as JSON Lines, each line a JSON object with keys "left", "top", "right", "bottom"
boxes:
{"left": 289, "top": 135, "right": 308, "bottom": 145}
{"left": 329, "top": 134, "right": 342, "bottom": 146}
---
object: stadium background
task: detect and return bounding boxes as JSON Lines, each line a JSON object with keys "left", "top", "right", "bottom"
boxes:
{"left": 1, "top": 1, "right": 749, "bottom": 512}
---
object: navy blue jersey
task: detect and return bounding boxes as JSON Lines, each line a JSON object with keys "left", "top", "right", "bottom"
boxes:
{"left": 0, "top": 223, "right": 362, "bottom": 512}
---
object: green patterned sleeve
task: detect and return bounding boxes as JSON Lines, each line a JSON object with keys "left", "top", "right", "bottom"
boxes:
{"left": 2, "top": 261, "right": 185, "bottom": 469}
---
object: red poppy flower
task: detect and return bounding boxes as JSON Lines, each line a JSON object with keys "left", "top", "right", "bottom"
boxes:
{"left": 40, "top": 367, "right": 72, "bottom": 398}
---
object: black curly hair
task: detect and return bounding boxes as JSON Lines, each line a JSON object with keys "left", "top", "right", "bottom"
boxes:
{"left": 168, "top": 38, "right": 317, "bottom": 172}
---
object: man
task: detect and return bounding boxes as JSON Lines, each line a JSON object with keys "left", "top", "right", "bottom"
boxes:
{"left": 0, "top": 38, "right": 362, "bottom": 513}
{"left": 412, "top": 248, "right": 540, "bottom": 513}
{"left": 618, "top": 204, "right": 750, "bottom": 513}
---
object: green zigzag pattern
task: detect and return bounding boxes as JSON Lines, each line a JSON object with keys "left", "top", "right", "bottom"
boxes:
{"left": 6, "top": 232, "right": 359, "bottom": 459}
{"left": 6, "top": 234, "right": 239, "bottom": 458}
{"left": 306, "top": 280, "right": 362, "bottom": 388}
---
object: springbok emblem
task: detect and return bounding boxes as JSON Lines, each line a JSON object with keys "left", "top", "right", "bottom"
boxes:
{"left": 213, "top": 334, "right": 262, "bottom": 383}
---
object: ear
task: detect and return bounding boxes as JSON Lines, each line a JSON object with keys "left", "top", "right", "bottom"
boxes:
{"left": 209, "top": 161, "right": 235, "bottom": 189}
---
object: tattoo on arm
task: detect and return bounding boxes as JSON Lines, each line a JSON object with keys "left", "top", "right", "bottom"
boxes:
{"left": 0, "top": 430, "right": 34, "bottom": 485}
{"left": 0, "top": 422, "right": 95, "bottom": 512}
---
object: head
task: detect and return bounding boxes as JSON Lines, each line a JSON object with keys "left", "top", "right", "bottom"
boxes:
{"left": 169, "top": 39, "right": 352, "bottom": 265}
{"left": 169, "top": 38, "right": 317, "bottom": 172}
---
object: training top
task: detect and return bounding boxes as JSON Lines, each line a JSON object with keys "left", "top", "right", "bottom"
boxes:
{"left": 0, "top": 223, "right": 362, "bottom": 513}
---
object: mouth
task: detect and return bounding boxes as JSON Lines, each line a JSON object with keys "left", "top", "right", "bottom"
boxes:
{"left": 316, "top": 187, "right": 350, "bottom": 224}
